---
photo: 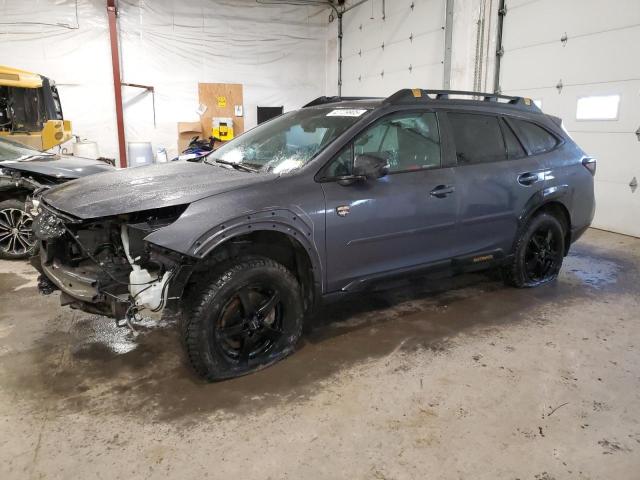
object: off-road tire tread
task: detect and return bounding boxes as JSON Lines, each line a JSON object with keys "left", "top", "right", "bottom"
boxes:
{"left": 180, "top": 255, "right": 302, "bottom": 381}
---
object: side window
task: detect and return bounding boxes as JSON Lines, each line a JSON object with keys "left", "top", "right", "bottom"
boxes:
{"left": 324, "top": 145, "right": 353, "bottom": 178}
{"left": 323, "top": 112, "right": 442, "bottom": 178}
{"left": 353, "top": 122, "right": 388, "bottom": 155}
{"left": 509, "top": 118, "right": 558, "bottom": 155}
{"left": 448, "top": 113, "right": 506, "bottom": 165}
{"left": 500, "top": 118, "right": 526, "bottom": 159}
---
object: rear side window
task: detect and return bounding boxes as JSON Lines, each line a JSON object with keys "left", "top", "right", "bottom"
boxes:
{"left": 500, "top": 118, "right": 526, "bottom": 159}
{"left": 509, "top": 118, "right": 558, "bottom": 155}
{"left": 448, "top": 113, "right": 506, "bottom": 165}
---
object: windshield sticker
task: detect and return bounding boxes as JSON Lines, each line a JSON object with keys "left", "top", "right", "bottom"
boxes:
{"left": 326, "top": 109, "right": 367, "bottom": 117}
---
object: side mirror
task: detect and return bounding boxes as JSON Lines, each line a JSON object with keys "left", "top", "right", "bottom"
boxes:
{"left": 335, "top": 153, "right": 389, "bottom": 186}
{"left": 353, "top": 154, "right": 389, "bottom": 179}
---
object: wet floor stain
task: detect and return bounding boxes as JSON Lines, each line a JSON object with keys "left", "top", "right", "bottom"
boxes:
{"left": 565, "top": 252, "right": 621, "bottom": 289}
{"left": 0, "top": 240, "right": 637, "bottom": 424}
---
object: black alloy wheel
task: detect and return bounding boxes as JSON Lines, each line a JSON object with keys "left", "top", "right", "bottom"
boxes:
{"left": 182, "top": 255, "right": 304, "bottom": 381}
{"left": 523, "top": 225, "right": 561, "bottom": 283}
{"left": 216, "top": 284, "right": 284, "bottom": 364}
{"left": 503, "top": 212, "right": 565, "bottom": 288}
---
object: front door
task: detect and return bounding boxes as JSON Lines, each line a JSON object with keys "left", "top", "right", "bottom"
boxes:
{"left": 320, "top": 111, "right": 459, "bottom": 292}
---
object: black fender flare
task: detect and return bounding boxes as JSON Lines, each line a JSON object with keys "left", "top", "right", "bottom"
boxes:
{"left": 513, "top": 184, "right": 573, "bottom": 251}
{"left": 189, "top": 207, "right": 325, "bottom": 292}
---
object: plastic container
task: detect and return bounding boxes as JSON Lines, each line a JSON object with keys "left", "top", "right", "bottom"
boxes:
{"left": 127, "top": 142, "right": 154, "bottom": 168}
{"left": 72, "top": 139, "right": 99, "bottom": 159}
{"left": 156, "top": 147, "right": 168, "bottom": 163}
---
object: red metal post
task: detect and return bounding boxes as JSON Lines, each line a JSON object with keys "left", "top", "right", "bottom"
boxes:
{"left": 107, "top": 0, "right": 127, "bottom": 168}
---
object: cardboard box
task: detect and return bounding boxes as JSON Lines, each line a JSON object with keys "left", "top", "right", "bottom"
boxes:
{"left": 177, "top": 121, "right": 203, "bottom": 153}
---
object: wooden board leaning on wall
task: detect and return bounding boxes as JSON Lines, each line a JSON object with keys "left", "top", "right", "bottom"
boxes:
{"left": 198, "top": 83, "right": 244, "bottom": 142}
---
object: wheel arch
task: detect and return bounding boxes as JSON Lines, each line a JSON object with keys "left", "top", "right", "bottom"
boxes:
{"left": 186, "top": 210, "right": 323, "bottom": 313}
{"left": 517, "top": 191, "right": 573, "bottom": 255}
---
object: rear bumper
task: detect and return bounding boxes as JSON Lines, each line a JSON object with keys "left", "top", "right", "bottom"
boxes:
{"left": 570, "top": 224, "right": 590, "bottom": 245}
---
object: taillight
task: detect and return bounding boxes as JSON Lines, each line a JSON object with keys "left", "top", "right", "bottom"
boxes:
{"left": 582, "top": 157, "right": 597, "bottom": 176}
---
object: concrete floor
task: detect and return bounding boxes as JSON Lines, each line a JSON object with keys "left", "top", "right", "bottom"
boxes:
{"left": 0, "top": 229, "right": 639, "bottom": 480}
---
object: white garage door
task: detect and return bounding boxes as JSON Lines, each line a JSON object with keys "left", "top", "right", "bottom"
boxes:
{"left": 499, "top": 0, "right": 640, "bottom": 237}
{"left": 341, "top": 0, "right": 446, "bottom": 97}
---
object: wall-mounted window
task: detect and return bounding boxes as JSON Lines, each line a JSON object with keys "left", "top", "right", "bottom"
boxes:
{"left": 576, "top": 94, "right": 620, "bottom": 120}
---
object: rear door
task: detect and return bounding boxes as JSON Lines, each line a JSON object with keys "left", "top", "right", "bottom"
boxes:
{"left": 320, "top": 110, "right": 459, "bottom": 291}
{"left": 446, "top": 111, "right": 547, "bottom": 258}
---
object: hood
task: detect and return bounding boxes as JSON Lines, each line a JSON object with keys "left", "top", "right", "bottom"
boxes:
{"left": 1, "top": 154, "right": 114, "bottom": 179}
{"left": 43, "top": 161, "right": 275, "bottom": 219}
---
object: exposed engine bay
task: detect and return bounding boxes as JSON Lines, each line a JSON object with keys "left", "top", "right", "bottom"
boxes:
{"left": 0, "top": 164, "right": 68, "bottom": 192}
{"left": 32, "top": 201, "right": 191, "bottom": 323}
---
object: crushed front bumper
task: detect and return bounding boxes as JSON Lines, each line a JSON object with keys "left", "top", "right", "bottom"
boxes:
{"left": 39, "top": 251, "right": 100, "bottom": 303}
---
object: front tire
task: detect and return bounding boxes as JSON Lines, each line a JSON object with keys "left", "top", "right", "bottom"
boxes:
{"left": 0, "top": 199, "right": 37, "bottom": 260}
{"left": 504, "top": 213, "right": 565, "bottom": 288}
{"left": 181, "top": 256, "right": 304, "bottom": 381}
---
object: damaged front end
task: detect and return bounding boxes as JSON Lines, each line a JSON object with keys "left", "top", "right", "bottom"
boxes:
{"left": 31, "top": 201, "right": 194, "bottom": 322}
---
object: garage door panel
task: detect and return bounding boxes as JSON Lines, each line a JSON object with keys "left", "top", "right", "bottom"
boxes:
{"left": 405, "top": 63, "right": 443, "bottom": 91}
{"left": 500, "top": 44, "right": 557, "bottom": 90}
{"left": 341, "top": 57, "right": 361, "bottom": 85}
{"left": 345, "top": 75, "right": 385, "bottom": 97}
{"left": 559, "top": 28, "right": 640, "bottom": 81}
{"left": 504, "top": 0, "right": 640, "bottom": 51}
{"left": 343, "top": 64, "right": 443, "bottom": 96}
{"left": 572, "top": 132, "right": 639, "bottom": 183}
{"left": 502, "top": 29, "right": 640, "bottom": 91}
{"left": 592, "top": 181, "right": 640, "bottom": 237}
{"left": 410, "top": 33, "right": 444, "bottom": 64}
{"left": 361, "top": 52, "right": 386, "bottom": 78}
{"left": 399, "top": 0, "right": 444, "bottom": 34}
{"left": 501, "top": 0, "right": 640, "bottom": 236}
{"left": 563, "top": 82, "right": 640, "bottom": 132}
{"left": 342, "top": 0, "right": 445, "bottom": 97}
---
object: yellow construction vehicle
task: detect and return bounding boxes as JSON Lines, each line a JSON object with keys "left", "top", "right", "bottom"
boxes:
{"left": 0, "top": 66, "right": 72, "bottom": 151}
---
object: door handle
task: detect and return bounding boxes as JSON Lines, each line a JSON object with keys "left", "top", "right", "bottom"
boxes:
{"left": 430, "top": 185, "right": 455, "bottom": 198}
{"left": 517, "top": 172, "right": 541, "bottom": 186}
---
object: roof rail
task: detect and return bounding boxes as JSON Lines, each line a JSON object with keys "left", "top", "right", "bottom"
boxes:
{"left": 383, "top": 89, "right": 541, "bottom": 111}
{"left": 303, "top": 96, "right": 381, "bottom": 108}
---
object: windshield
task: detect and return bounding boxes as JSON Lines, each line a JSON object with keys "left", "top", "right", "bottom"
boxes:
{"left": 0, "top": 138, "right": 44, "bottom": 162}
{"left": 206, "top": 107, "right": 369, "bottom": 173}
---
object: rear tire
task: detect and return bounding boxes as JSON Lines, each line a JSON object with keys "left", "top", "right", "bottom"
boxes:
{"left": 503, "top": 213, "right": 565, "bottom": 288}
{"left": 181, "top": 255, "right": 304, "bottom": 381}
{"left": 0, "top": 199, "right": 38, "bottom": 260}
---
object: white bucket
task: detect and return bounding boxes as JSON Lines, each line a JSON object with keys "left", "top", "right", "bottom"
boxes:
{"left": 72, "top": 140, "right": 99, "bottom": 159}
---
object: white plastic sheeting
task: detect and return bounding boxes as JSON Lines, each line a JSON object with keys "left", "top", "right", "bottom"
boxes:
{"left": 1, "top": 0, "right": 330, "bottom": 161}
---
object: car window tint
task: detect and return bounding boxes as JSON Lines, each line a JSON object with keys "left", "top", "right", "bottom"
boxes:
{"left": 500, "top": 118, "right": 526, "bottom": 159}
{"left": 355, "top": 122, "right": 388, "bottom": 154}
{"left": 325, "top": 145, "right": 353, "bottom": 178}
{"left": 509, "top": 118, "right": 558, "bottom": 155}
{"left": 448, "top": 113, "right": 506, "bottom": 165}
{"left": 354, "top": 112, "right": 441, "bottom": 173}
